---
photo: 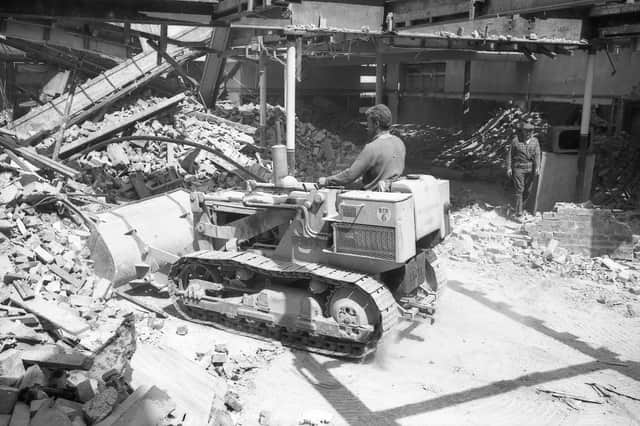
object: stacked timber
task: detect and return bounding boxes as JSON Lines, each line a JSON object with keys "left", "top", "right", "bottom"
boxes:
{"left": 592, "top": 132, "right": 640, "bottom": 209}
{"left": 433, "top": 108, "right": 549, "bottom": 171}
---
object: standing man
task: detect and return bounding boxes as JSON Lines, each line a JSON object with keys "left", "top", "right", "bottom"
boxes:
{"left": 318, "top": 104, "right": 405, "bottom": 191}
{"left": 506, "top": 121, "right": 541, "bottom": 221}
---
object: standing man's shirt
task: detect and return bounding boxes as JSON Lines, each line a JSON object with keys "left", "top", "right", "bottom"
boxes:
{"left": 506, "top": 135, "right": 541, "bottom": 172}
{"left": 325, "top": 132, "right": 406, "bottom": 190}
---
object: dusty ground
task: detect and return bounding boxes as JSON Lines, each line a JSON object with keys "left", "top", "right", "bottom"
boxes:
{"left": 234, "top": 180, "right": 640, "bottom": 425}
{"left": 131, "top": 179, "right": 640, "bottom": 425}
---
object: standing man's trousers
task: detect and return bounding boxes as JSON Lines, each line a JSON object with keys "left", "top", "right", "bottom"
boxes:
{"left": 512, "top": 166, "right": 535, "bottom": 215}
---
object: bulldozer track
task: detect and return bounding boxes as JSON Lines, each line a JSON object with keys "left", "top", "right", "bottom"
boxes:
{"left": 168, "top": 251, "right": 400, "bottom": 359}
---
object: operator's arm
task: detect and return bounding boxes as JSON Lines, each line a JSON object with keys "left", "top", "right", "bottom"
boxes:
{"left": 325, "top": 145, "right": 374, "bottom": 186}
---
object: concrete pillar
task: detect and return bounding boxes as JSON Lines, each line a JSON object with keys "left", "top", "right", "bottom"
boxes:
{"left": 259, "top": 53, "right": 267, "bottom": 146}
{"left": 576, "top": 50, "right": 596, "bottom": 202}
{"left": 286, "top": 41, "right": 296, "bottom": 172}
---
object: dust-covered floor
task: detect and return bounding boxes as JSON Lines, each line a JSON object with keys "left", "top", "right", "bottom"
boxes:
{"left": 230, "top": 179, "right": 640, "bottom": 426}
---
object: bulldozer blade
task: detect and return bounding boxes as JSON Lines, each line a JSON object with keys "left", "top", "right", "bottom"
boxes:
{"left": 88, "top": 189, "right": 196, "bottom": 287}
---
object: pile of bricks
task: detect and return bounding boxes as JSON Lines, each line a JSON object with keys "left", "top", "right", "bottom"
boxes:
{"left": 524, "top": 202, "right": 639, "bottom": 260}
{"left": 58, "top": 96, "right": 268, "bottom": 199}
{"left": 445, "top": 203, "right": 640, "bottom": 286}
{"left": 0, "top": 168, "right": 200, "bottom": 425}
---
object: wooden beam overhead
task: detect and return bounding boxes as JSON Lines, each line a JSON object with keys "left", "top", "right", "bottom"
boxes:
{"left": 401, "top": 15, "right": 584, "bottom": 42}
{"left": 0, "top": 19, "right": 131, "bottom": 60}
{"left": 590, "top": 2, "right": 640, "bottom": 17}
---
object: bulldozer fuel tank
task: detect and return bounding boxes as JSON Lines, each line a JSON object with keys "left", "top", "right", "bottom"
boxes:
{"left": 88, "top": 189, "right": 196, "bottom": 286}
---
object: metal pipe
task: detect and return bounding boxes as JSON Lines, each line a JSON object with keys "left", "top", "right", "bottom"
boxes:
{"left": 259, "top": 51, "right": 267, "bottom": 146}
{"left": 286, "top": 41, "right": 296, "bottom": 173}
{"left": 576, "top": 50, "right": 596, "bottom": 202}
{"left": 271, "top": 144, "right": 288, "bottom": 185}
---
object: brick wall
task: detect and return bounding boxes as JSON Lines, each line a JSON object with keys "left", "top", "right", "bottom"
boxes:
{"left": 524, "top": 203, "right": 637, "bottom": 260}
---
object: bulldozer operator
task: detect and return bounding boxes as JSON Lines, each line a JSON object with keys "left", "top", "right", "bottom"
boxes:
{"left": 317, "top": 104, "right": 406, "bottom": 191}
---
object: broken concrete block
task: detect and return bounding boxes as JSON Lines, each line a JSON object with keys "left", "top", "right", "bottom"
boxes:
{"left": 0, "top": 386, "right": 18, "bottom": 414}
{"left": 0, "top": 184, "right": 21, "bottom": 205}
{"left": 601, "top": 257, "right": 624, "bottom": 271}
{"left": 70, "top": 417, "right": 87, "bottom": 426}
{"left": 54, "top": 398, "right": 83, "bottom": 418}
{"left": 210, "top": 351, "right": 227, "bottom": 365}
{"left": 258, "top": 410, "right": 273, "bottom": 426}
{"left": 223, "top": 391, "right": 242, "bottom": 412}
{"left": 68, "top": 295, "right": 94, "bottom": 307}
{"left": 8, "top": 402, "right": 29, "bottom": 426}
{"left": 0, "top": 350, "right": 25, "bottom": 387}
{"left": 208, "top": 409, "right": 234, "bottom": 426}
{"left": 19, "top": 365, "right": 47, "bottom": 389}
{"left": 76, "top": 379, "right": 99, "bottom": 403}
{"left": 33, "top": 246, "right": 54, "bottom": 264}
{"left": 30, "top": 406, "right": 72, "bottom": 426}
{"left": 83, "top": 387, "right": 118, "bottom": 424}
{"left": 93, "top": 385, "right": 174, "bottom": 426}
{"left": 543, "top": 239, "right": 559, "bottom": 260}
{"left": 92, "top": 279, "right": 113, "bottom": 300}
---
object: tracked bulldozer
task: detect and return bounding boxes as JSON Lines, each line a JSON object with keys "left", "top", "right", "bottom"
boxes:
{"left": 89, "top": 145, "right": 451, "bottom": 359}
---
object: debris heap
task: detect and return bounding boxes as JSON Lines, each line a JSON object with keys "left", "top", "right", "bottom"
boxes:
{"left": 443, "top": 202, "right": 640, "bottom": 302}
{"left": 591, "top": 132, "right": 640, "bottom": 209}
{"left": 213, "top": 102, "right": 361, "bottom": 179}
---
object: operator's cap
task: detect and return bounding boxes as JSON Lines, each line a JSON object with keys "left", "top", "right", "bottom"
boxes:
{"left": 365, "top": 104, "right": 393, "bottom": 128}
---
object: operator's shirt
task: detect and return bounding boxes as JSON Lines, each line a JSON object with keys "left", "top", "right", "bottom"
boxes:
{"left": 506, "top": 135, "right": 541, "bottom": 172}
{"left": 326, "top": 131, "right": 406, "bottom": 190}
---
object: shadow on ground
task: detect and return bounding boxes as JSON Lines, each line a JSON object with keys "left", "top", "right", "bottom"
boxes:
{"left": 289, "top": 280, "right": 640, "bottom": 425}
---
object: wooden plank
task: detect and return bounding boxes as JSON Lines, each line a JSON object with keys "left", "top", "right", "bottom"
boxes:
{"left": 0, "top": 136, "right": 80, "bottom": 178}
{"left": 486, "top": 0, "right": 597, "bottom": 16}
{"left": 8, "top": 27, "right": 211, "bottom": 142}
{"left": 189, "top": 111, "right": 257, "bottom": 136}
{"left": 20, "top": 345, "right": 93, "bottom": 370}
{"left": 403, "top": 16, "right": 583, "bottom": 41}
{"left": 130, "top": 344, "right": 220, "bottom": 426}
{"left": 392, "top": 0, "right": 469, "bottom": 24}
{"left": 9, "top": 296, "right": 90, "bottom": 336}
{"left": 591, "top": 2, "right": 640, "bottom": 17}
{"left": 48, "top": 264, "right": 82, "bottom": 288}
{"left": 600, "top": 23, "right": 640, "bottom": 38}
{"left": 200, "top": 27, "right": 231, "bottom": 107}
{"left": 95, "top": 385, "right": 174, "bottom": 426}
{"left": 2, "top": 19, "right": 128, "bottom": 59}
{"left": 58, "top": 93, "right": 185, "bottom": 158}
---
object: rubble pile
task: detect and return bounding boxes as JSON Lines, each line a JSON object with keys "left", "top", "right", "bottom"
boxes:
{"left": 47, "top": 96, "right": 269, "bottom": 199}
{"left": 433, "top": 108, "right": 549, "bottom": 171}
{"left": 444, "top": 204, "right": 640, "bottom": 296}
{"left": 592, "top": 132, "right": 640, "bottom": 209}
{"left": 0, "top": 171, "right": 178, "bottom": 425}
{"left": 214, "top": 102, "right": 360, "bottom": 179}
{"left": 0, "top": 168, "right": 285, "bottom": 425}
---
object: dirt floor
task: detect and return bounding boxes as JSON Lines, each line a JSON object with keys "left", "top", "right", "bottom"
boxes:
{"left": 132, "top": 178, "right": 640, "bottom": 426}
{"left": 233, "top": 179, "right": 640, "bottom": 426}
